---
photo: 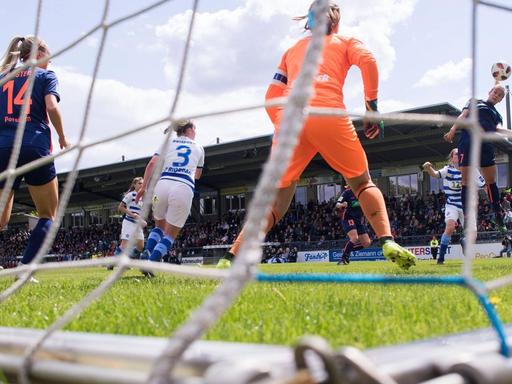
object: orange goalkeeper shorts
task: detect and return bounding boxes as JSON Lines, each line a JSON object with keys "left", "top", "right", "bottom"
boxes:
{"left": 272, "top": 115, "right": 368, "bottom": 188}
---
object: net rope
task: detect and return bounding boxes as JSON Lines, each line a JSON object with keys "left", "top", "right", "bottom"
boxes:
{"left": 0, "top": 0, "right": 511, "bottom": 383}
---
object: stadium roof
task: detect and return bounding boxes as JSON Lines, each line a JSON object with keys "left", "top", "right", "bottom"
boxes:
{"left": 11, "top": 102, "right": 512, "bottom": 211}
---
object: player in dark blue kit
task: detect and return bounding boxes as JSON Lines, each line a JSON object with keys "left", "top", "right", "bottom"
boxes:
{"left": 444, "top": 84, "right": 507, "bottom": 231}
{"left": 335, "top": 186, "right": 371, "bottom": 265}
{"left": 0, "top": 36, "right": 70, "bottom": 279}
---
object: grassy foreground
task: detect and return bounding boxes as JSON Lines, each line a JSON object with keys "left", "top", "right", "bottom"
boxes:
{"left": 0, "top": 259, "right": 511, "bottom": 350}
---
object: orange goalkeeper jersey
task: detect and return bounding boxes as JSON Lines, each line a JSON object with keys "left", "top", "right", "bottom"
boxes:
{"left": 266, "top": 34, "right": 378, "bottom": 122}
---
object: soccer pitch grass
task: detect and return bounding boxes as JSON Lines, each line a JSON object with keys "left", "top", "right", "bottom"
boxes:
{"left": 1, "top": 259, "right": 511, "bottom": 350}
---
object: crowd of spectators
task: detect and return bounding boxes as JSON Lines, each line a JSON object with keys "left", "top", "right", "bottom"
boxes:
{"left": 1, "top": 189, "right": 511, "bottom": 267}
{"left": 175, "top": 190, "right": 507, "bottom": 249}
{"left": 0, "top": 223, "right": 120, "bottom": 268}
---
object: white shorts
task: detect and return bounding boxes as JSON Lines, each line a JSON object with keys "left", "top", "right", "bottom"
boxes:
{"left": 120, "top": 220, "right": 145, "bottom": 241}
{"left": 444, "top": 205, "right": 464, "bottom": 226}
{"left": 152, "top": 180, "right": 194, "bottom": 228}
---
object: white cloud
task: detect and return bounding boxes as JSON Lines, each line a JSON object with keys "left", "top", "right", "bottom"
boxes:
{"left": 155, "top": 0, "right": 417, "bottom": 93}
{"left": 50, "top": 2, "right": 419, "bottom": 171}
{"left": 414, "top": 58, "right": 472, "bottom": 88}
{"left": 52, "top": 66, "right": 272, "bottom": 172}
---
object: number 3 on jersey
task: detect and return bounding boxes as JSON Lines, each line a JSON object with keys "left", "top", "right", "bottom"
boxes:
{"left": 2, "top": 79, "right": 32, "bottom": 115}
{"left": 172, "top": 145, "right": 191, "bottom": 167}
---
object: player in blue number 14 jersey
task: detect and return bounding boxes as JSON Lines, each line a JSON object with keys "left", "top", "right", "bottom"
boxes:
{"left": 136, "top": 120, "right": 204, "bottom": 276}
{"left": 0, "top": 36, "right": 70, "bottom": 279}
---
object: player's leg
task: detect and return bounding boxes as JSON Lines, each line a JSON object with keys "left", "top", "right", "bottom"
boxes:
{"left": 19, "top": 178, "right": 57, "bottom": 283}
{"left": 223, "top": 183, "right": 297, "bottom": 258}
{"left": 458, "top": 142, "right": 469, "bottom": 215}
{"left": 0, "top": 189, "right": 14, "bottom": 230}
{"left": 311, "top": 118, "right": 415, "bottom": 269}
{"left": 358, "top": 233, "right": 371, "bottom": 248}
{"left": 23, "top": 178, "right": 57, "bottom": 261}
{"left": 141, "top": 180, "right": 168, "bottom": 259}
{"left": 0, "top": 147, "right": 18, "bottom": 230}
{"left": 135, "top": 239, "right": 144, "bottom": 253}
{"left": 480, "top": 150, "right": 504, "bottom": 231}
{"left": 148, "top": 182, "right": 192, "bottom": 263}
{"left": 148, "top": 220, "right": 180, "bottom": 263}
{"left": 130, "top": 227, "right": 145, "bottom": 259}
{"left": 17, "top": 148, "right": 57, "bottom": 276}
{"left": 217, "top": 128, "right": 316, "bottom": 268}
{"left": 438, "top": 210, "right": 457, "bottom": 265}
{"left": 339, "top": 228, "right": 358, "bottom": 265}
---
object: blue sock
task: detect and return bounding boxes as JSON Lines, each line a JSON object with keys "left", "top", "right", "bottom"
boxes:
{"left": 114, "top": 246, "right": 123, "bottom": 255}
{"left": 146, "top": 227, "right": 164, "bottom": 253}
{"left": 150, "top": 235, "right": 174, "bottom": 262}
{"left": 439, "top": 234, "right": 451, "bottom": 262}
{"left": 21, "top": 218, "right": 52, "bottom": 264}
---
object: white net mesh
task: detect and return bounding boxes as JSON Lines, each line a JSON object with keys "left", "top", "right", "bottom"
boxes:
{"left": 1, "top": 0, "right": 512, "bottom": 383}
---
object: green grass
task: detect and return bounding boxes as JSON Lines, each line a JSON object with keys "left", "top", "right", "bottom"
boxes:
{"left": 1, "top": 259, "right": 511, "bottom": 350}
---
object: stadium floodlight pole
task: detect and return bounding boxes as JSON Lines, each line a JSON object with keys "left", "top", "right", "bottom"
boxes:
{"left": 463, "top": 0, "right": 480, "bottom": 279}
{"left": 506, "top": 85, "right": 511, "bottom": 130}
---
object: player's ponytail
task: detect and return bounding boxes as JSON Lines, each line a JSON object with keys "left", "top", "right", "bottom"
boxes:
{"left": 0, "top": 36, "right": 25, "bottom": 73}
{"left": 293, "top": 1, "right": 340, "bottom": 35}
{"left": 0, "top": 35, "right": 49, "bottom": 74}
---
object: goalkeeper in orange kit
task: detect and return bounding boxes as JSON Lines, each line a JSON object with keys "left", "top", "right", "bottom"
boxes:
{"left": 217, "top": 1, "right": 415, "bottom": 270}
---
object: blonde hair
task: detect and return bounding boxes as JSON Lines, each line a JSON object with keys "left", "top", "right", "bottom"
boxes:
{"left": 294, "top": 1, "right": 340, "bottom": 35}
{"left": 447, "top": 148, "right": 458, "bottom": 164}
{"left": 127, "top": 177, "right": 143, "bottom": 193}
{"left": 174, "top": 120, "right": 194, "bottom": 136}
{"left": 491, "top": 83, "right": 506, "bottom": 94}
{"left": 0, "top": 35, "right": 49, "bottom": 73}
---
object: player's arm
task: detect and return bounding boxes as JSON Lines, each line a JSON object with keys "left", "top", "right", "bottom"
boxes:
{"left": 496, "top": 126, "right": 508, "bottom": 135}
{"left": 421, "top": 162, "right": 441, "bottom": 178}
{"left": 265, "top": 53, "right": 288, "bottom": 124}
{"left": 347, "top": 38, "right": 383, "bottom": 139}
{"left": 136, "top": 155, "right": 159, "bottom": 202}
{"left": 444, "top": 108, "right": 469, "bottom": 143}
{"left": 335, "top": 195, "right": 348, "bottom": 217}
{"left": 335, "top": 201, "right": 348, "bottom": 210}
{"left": 347, "top": 38, "right": 378, "bottom": 102}
{"left": 118, "top": 201, "right": 135, "bottom": 218}
{"left": 195, "top": 147, "right": 205, "bottom": 180}
{"left": 45, "top": 94, "right": 69, "bottom": 149}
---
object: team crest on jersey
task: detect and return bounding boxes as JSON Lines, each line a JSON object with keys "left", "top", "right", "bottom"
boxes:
{"left": 152, "top": 195, "right": 159, "bottom": 204}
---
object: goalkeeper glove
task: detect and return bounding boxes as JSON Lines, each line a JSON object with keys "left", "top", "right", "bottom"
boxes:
{"left": 363, "top": 99, "right": 385, "bottom": 139}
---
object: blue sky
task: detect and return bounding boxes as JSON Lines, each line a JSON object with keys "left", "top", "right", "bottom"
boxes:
{"left": 1, "top": 0, "right": 511, "bottom": 171}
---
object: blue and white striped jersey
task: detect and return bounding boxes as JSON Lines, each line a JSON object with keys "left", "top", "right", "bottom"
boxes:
{"left": 438, "top": 164, "right": 484, "bottom": 210}
{"left": 121, "top": 191, "right": 143, "bottom": 223}
{"left": 157, "top": 136, "right": 204, "bottom": 190}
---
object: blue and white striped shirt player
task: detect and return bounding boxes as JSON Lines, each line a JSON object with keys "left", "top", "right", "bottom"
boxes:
{"left": 438, "top": 164, "right": 485, "bottom": 210}
{"left": 158, "top": 136, "right": 204, "bottom": 190}
{"left": 121, "top": 191, "right": 143, "bottom": 224}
